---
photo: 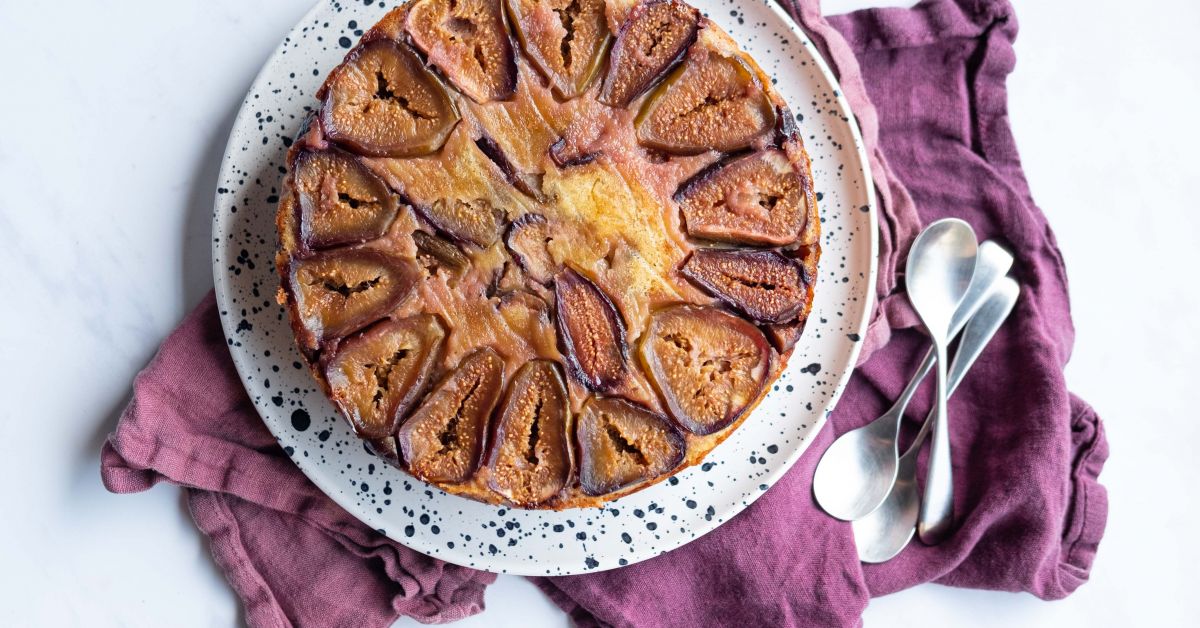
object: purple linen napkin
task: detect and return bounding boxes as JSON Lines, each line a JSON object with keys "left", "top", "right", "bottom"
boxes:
{"left": 101, "top": 0, "right": 1108, "bottom": 626}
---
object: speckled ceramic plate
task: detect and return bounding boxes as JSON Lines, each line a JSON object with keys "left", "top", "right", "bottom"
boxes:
{"left": 213, "top": 0, "right": 876, "bottom": 576}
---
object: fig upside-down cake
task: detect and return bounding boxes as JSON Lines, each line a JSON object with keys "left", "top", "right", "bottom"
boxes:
{"left": 275, "top": 0, "right": 820, "bottom": 509}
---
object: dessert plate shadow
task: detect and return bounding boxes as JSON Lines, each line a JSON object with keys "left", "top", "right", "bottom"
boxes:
{"left": 213, "top": 0, "right": 877, "bottom": 576}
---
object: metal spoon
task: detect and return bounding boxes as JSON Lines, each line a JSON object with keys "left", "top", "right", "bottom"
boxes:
{"left": 813, "top": 239, "right": 1010, "bottom": 522}
{"left": 854, "top": 277, "right": 1020, "bottom": 562}
{"left": 904, "top": 219, "right": 977, "bottom": 543}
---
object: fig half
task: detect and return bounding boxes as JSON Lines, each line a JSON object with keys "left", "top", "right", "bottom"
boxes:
{"left": 675, "top": 149, "right": 808, "bottom": 246}
{"left": 554, "top": 268, "right": 629, "bottom": 392}
{"left": 636, "top": 48, "right": 776, "bottom": 155}
{"left": 576, "top": 397, "right": 685, "bottom": 496}
{"left": 405, "top": 0, "right": 518, "bottom": 103}
{"left": 288, "top": 249, "right": 419, "bottom": 350}
{"left": 640, "top": 305, "right": 771, "bottom": 435}
{"left": 485, "top": 361, "right": 571, "bottom": 506}
{"left": 504, "top": 213, "right": 558, "bottom": 283}
{"left": 324, "top": 315, "right": 447, "bottom": 439}
{"left": 598, "top": 0, "right": 699, "bottom": 107}
{"left": 506, "top": 0, "right": 610, "bottom": 99}
{"left": 320, "top": 39, "right": 459, "bottom": 157}
{"left": 415, "top": 197, "right": 506, "bottom": 248}
{"left": 680, "top": 249, "right": 808, "bottom": 324}
{"left": 293, "top": 149, "right": 399, "bottom": 250}
{"left": 398, "top": 347, "right": 506, "bottom": 484}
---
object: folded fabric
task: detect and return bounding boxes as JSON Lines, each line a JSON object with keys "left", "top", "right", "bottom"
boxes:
{"left": 101, "top": 0, "right": 1108, "bottom": 626}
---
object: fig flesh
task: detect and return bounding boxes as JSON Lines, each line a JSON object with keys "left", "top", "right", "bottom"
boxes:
{"left": 675, "top": 149, "right": 809, "bottom": 246}
{"left": 506, "top": 0, "right": 610, "bottom": 99}
{"left": 288, "top": 249, "right": 419, "bottom": 350}
{"left": 680, "top": 249, "right": 808, "bottom": 324}
{"left": 320, "top": 39, "right": 459, "bottom": 157}
{"left": 486, "top": 361, "right": 571, "bottom": 505}
{"left": 554, "top": 268, "right": 629, "bottom": 392}
{"left": 576, "top": 397, "right": 685, "bottom": 496}
{"left": 599, "top": 0, "right": 699, "bottom": 107}
{"left": 294, "top": 149, "right": 399, "bottom": 250}
{"left": 324, "top": 315, "right": 447, "bottom": 439}
{"left": 504, "top": 213, "right": 558, "bottom": 283}
{"left": 640, "top": 305, "right": 771, "bottom": 435}
{"left": 405, "top": 0, "right": 518, "bottom": 103}
{"left": 398, "top": 348, "right": 506, "bottom": 483}
{"left": 636, "top": 48, "right": 775, "bottom": 155}
{"left": 415, "top": 197, "right": 506, "bottom": 248}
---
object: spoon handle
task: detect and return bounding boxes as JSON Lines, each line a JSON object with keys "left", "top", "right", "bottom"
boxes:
{"left": 918, "top": 339, "right": 954, "bottom": 545}
{"left": 903, "top": 278, "right": 1022, "bottom": 458}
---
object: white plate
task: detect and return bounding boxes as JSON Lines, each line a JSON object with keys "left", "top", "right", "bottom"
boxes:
{"left": 213, "top": 0, "right": 877, "bottom": 576}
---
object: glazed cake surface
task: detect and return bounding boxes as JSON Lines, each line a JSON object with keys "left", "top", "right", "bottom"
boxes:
{"left": 275, "top": 0, "right": 820, "bottom": 509}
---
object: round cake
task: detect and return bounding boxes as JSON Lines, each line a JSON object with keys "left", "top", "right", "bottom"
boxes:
{"left": 275, "top": 0, "right": 820, "bottom": 509}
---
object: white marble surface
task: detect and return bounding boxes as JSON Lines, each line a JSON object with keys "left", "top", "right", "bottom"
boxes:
{"left": 0, "top": 0, "right": 1196, "bottom": 625}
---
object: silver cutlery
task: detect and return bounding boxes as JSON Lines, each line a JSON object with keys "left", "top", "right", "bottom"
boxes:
{"left": 905, "top": 219, "right": 978, "bottom": 544}
{"left": 813, "top": 233, "right": 1010, "bottom": 522}
{"left": 854, "top": 277, "right": 1020, "bottom": 562}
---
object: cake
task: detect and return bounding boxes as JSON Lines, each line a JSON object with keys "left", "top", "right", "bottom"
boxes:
{"left": 275, "top": 0, "right": 820, "bottom": 509}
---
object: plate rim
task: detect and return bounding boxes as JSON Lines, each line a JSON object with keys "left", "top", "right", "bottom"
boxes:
{"left": 212, "top": 0, "right": 878, "bottom": 576}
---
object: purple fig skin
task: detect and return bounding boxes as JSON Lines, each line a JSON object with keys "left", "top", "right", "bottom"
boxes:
{"left": 598, "top": 0, "right": 700, "bottom": 108}
{"left": 504, "top": 214, "right": 558, "bottom": 284}
{"left": 575, "top": 396, "right": 685, "bottom": 496}
{"left": 365, "top": 436, "right": 403, "bottom": 468}
{"left": 549, "top": 137, "right": 600, "bottom": 168}
{"left": 554, "top": 268, "right": 630, "bottom": 393}
{"left": 679, "top": 248, "right": 808, "bottom": 324}
{"left": 474, "top": 136, "right": 545, "bottom": 200}
{"left": 286, "top": 248, "right": 420, "bottom": 353}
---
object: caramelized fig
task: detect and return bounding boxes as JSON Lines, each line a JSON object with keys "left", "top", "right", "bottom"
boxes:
{"left": 504, "top": 214, "right": 558, "bottom": 283}
{"left": 640, "top": 305, "right": 771, "bottom": 435}
{"left": 675, "top": 149, "right": 809, "bottom": 246}
{"left": 405, "top": 0, "right": 518, "bottom": 103}
{"left": 576, "top": 397, "right": 685, "bottom": 496}
{"left": 475, "top": 136, "right": 545, "bottom": 200}
{"left": 635, "top": 48, "right": 776, "bottom": 155}
{"left": 288, "top": 249, "right": 420, "bottom": 350}
{"left": 548, "top": 137, "right": 599, "bottom": 168}
{"left": 765, "top": 318, "right": 807, "bottom": 353}
{"left": 320, "top": 39, "right": 459, "bottom": 157}
{"left": 413, "top": 230, "right": 470, "bottom": 277}
{"left": 324, "top": 315, "right": 447, "bottom": 439}
{"left": 398, "top": 348, "right": 506, "bottom": 483}
{"left": 485, "top": 361, "right": 571, "bottom": 505}
{"left": 598, "top": 0, "right": 699, "bottom": 107}
{"left": 680, "top": 249, "right": 808, "bottom": 324}
{"left": 415, "top": 197, "right": 506, "bottom": 248}
{"left": 506, "top": 0, "right": 610, "bottom": 99}
{"left": 555, "top": 268, "right": 629, "bottom": 392}
{"left": 366, "top": 436, "right": 403, "bottom": 467}
{"left": 293, "top": 149, "right": 399, "bottom": 250}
